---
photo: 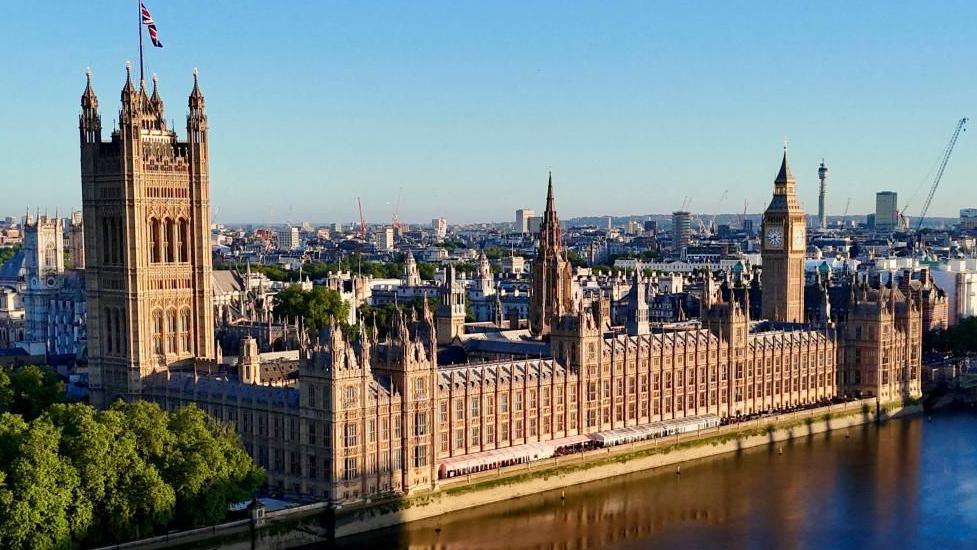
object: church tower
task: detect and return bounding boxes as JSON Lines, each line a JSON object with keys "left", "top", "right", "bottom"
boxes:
{"left": 81, "top": 67, "right": 215, "bottom": 407}
{"left": 761, "top": 148, "right": 806, "bottom": 323}
{"left": 20, "top": 211, "right": 65, "bottom": 355}
{"left": 529, "top": 173, "right": 573, "bottom": 338}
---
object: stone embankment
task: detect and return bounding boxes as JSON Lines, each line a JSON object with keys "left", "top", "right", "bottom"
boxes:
{"left": 97, "top": 398, "right": 921, "bottom": 548}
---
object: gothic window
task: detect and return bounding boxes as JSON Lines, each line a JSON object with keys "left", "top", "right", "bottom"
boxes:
{"left": 114, "top": 307, "right": 125, "bottom": 355}
{"left": 115, "top": 216, "right": 124, "bottom": 264}
{"left": 44, "top": 242, "right": 57, "bottom": 271}
{"left": 149, "top": 218, "right": 161, "bottom": 263}
{"left": 102, "top": 218, "right": 111, "bottom": 264}
{"left": 163, "top": 218, "right": 175, "bottom": 262}
{"left": 152, "top": 309, "right": 163, "bottom": 354}
{"left": 166, "top": 308, "right": 177, "bottom": 353}
{"left": 414, "top": 411, "right": 428, "bottom": 436}
{"left": 344, "top": 424, "right": 358, "bottom": 447}
{"left": 180, "top": 308, "right": 191, "bottom": 353}
{"left": 178, "top": 218, "right": 189, "bottom": 262}
{"left": 104, "top": 307, "right": 114, "bottom": 355}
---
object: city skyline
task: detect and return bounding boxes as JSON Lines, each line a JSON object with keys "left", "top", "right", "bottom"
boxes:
{"left": 1, "top": 2, "right": 975, "bottom": 223}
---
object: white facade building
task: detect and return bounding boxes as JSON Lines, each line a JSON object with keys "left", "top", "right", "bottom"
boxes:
{"left": 931, "top": 259, "right": 977, "bottom": 325}
{"left": 275, "top": 225, "right": 300, "bottom": 250}
{"left": 377, "top": 226, "right": 395, "bottom": 252}
{"left": 516, "top": 209, "right": 535, "bottom": 234}
{"left": 431, "top": 218, "right": 447, "bottom": 240}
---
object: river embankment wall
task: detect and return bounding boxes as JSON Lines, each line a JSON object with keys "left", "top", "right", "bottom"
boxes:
{"left": 333, "top": 398, "right": 921, "bottom": 538}
{"left": 96, "top": 399, "right": 921, "bottom": 548}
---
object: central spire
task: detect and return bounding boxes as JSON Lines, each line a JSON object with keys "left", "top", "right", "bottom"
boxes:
{"left": 546, "top": 171, "right": 555, "bottom": 212}
{"left": 530, "top": 172, "right": 573, "bottom": 338}
{"left": 775, "top": 146, "right": 795, "bottom": 184}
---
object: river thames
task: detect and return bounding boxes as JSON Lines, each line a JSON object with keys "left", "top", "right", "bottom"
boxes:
{"left": 331, "top": 410, "right": 977, "bottom": 549}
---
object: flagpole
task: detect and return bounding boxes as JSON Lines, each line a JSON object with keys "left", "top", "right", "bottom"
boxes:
{"left": 137, "top": 0, "right": 144, "bottom": 82}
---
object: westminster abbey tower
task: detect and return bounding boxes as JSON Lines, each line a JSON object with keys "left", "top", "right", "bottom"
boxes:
{"left": 81, "top": 67, "right": 215, "bottom": 407}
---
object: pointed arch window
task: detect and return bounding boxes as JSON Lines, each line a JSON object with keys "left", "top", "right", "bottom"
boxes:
{"left": 166, "top": 308, "right": 177, "bottom": 353}
{"left": 102, "top": 218, "right": 113, "bottom": 265}
{"left": 180, "top": 308, "right": 192, "bottom": 353}
{"left": 149, "top": 218, "right": 161, "bottom": 263}
{"left": 152, "top": 309, "right": 164, "bottom": 354}
{"left": 115, "top": 215, "right": 124, "bottom": 264}
{"left": 104, "top": 307, "right": 114, "bottom": 355}
{"left": 164, "top": 218, "right": 175, "bottom": 262}
{"left": 178, "top": 218, "right": 189, "bottom": 262}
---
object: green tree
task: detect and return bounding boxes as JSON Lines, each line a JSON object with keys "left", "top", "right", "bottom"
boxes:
{"left": 925, "top": 316, "right": 977, "bottom": 355}
{"left": 0, "top": 395, "right": 262, "bottom": 547}
{"left": 416, "top": 262, "right": 437, "bottom": 281}
{"left": 0, "top": 365, "right": 63, "bottom": 420}
{"left": 274, "top": 285, "right": 350, "bottom": 338}
{"left": 0, "top": 416, "right": 82, "bottom": 550}
{"left": 0, "top": 371, "right": 13, "bottom": 414}
{"left": 0, "top": 246, "right": 19, "bottom": 267}
{"left": 45, "top": 404, "right": 175, "bottom": 544}
{"left": 162, "top": 405, "right": 264, "bottom": 526}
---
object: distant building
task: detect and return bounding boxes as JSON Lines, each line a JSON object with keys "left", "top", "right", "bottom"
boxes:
{"left": 527, "top": 216, "right": 543, "bottom": 235}
{"left": 875, "top": 191, "right": 898, "bottom": 233}
{"left": 643, "top": 220, "right": 657, "bottom": 234}
{"left": 931, "top": 259, "right": 977, "bottom": 326}
{"left": 275, "top": 225, "right": 300, "bottom": 250}
{"left": 431, "top": 217, "right": 447, "bottom": 240}
{"left": 671, "top": 211, "right": 691, "bottom": 250}
{"left": 515, "top": 208, "right": 535, "bottom": 234}
{"left": 67, "top": 211, "right": 85, "bottom": 268}
{"left": 376, "top": 226, "right": 395, "bottom": 252}
{"left": 501, "top": 255, "right": 526, "bottom": 275}
{"left": 960, "top": 208, "right": 977, "bottom": 230}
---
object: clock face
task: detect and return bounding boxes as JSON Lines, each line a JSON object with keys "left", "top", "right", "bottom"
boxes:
{"left": 792, "top": 226, "right": 806, "bottom": 250}
{"left": 765, "top": 226, "right": 784, "bottom": 249}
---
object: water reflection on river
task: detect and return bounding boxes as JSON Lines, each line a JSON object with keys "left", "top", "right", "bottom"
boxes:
{"left": 333, "top": 411, "right": 977, "bottom": 550}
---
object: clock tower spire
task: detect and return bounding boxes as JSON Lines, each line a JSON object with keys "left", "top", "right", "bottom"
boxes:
{"left": 761, "top": 147, "right": 806, "bottom": 323}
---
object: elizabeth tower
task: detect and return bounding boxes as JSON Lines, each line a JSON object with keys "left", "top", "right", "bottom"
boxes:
{"left": 761, "top": 149, "right": 806, "bottom": 323}
{"left": 81, "top": 67, "right": 215, "bottom": 407}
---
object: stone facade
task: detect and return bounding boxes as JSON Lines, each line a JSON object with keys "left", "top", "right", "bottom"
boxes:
{"left": 80, "top": 68, "right": 215, "bottom": 407}
{"left": 79, "top": 77, "right": 923, "bottom": 506}
{"left": 761, "top": 150, "right": 806, "bottom": 323}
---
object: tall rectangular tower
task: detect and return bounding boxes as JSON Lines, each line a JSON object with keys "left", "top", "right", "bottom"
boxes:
{"left": 875, "top": 191, "right": 898, "bottom": 233}
{"left": 20, "top": 212, "right": 65, "bottom": 355}
{"left": 761, "top": 149, "right": 806, "bottom": 323}
{"left": 80, "top": 67, "right": 215, "bottom": 407}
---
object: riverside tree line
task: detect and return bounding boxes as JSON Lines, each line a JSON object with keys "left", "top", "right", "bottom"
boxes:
{"left": 0, "top": 365, "right": 264, "bottom": 549}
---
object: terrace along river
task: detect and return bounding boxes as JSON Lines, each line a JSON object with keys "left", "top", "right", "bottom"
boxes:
{"left": 330, "top": 410, "right": 977, "bottom": 549}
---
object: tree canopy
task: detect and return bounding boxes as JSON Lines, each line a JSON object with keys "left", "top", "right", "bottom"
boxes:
{"left": 925, "top": 316, "right": 977, "bottom": 356}
{"left": 0, "top": 246, "right": 19, "bottom": 267}
{"left": 0, "top": 366, "right": 264, "bottom": 549}
{"left": 274, "top": 285, "right": 350, "bottom": 338}
{"left": 0, "top": 365, "right": 63, "bottom": 421}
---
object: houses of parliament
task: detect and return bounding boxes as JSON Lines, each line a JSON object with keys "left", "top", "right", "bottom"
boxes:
{"left": 79, "top": 69, "right": 922, "bottom": 503}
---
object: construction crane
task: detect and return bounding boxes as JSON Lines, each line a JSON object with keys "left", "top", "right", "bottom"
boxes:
{"left": 736, "top": 200, "right": 749, "bottom": 229}
{"left": 710, "top": 189, "right": 729, "bottom": 232}
{"left": 914, "top": 117, "right": 968, "bottom": 231}
{"left": 356, "top": 197, "right": 367, "bottom": 240}
{"left": 391, "top": 186, "right": 405, "bottom": 233}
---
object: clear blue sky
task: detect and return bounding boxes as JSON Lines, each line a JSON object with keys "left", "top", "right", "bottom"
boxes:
{"left": 1, "top": 1, "right": 975, "bottom": 225}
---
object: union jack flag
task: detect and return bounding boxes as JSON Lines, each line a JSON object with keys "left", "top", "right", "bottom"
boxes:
{"left": 141, "top": 2, "right": 163, "bottom": 48}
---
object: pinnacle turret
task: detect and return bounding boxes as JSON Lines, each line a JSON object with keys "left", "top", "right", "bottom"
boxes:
{"left": 121, "top": 61, "right": 135, "bottom": 98}
{"left": 150, "top": 73, "right": 164, "bottom": 113}
{"left": 81, "top": 68, "right": 98, "bottom": 109}
{"left": 189, "top": 67, "right": 205, "bottom": 110}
